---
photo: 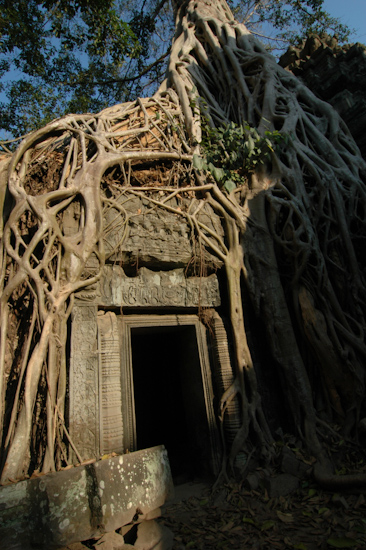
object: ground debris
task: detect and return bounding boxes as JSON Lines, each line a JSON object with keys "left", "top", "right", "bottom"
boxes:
{"left": 158, "top": 477, "right": 366, "bottom": 550}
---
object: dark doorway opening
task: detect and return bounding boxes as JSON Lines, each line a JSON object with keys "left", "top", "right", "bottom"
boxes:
{"left": 131, "top": 325, "right": 214, "bottom": 481}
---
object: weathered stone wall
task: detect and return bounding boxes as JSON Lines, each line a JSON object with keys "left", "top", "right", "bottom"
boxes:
{"left": 103, "top": 194, "right": 224, "bottom": 272}
{"left": 69, "top": 305, "right": 100, "bottom": 460}
{"left": 279, "top": 34, "right": 366, "bottom": 159}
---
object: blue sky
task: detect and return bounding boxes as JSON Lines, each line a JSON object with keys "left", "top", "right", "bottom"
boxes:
{"left": 0, "top": 0, "right": 365, "bottom": 141}
{"left": 323, "top": 0, "right": 366, "bottom": 43}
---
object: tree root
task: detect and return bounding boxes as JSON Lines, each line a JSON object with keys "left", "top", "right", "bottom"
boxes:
{"left": 1, "top": 0, "right": 366, "bottom": 482}
{"left": 313, "top": 462, "right": 366, "bottom": 492}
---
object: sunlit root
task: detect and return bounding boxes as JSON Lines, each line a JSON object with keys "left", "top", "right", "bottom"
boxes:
{"left": 1, "top": 0, "right": 366, "bottom": 482}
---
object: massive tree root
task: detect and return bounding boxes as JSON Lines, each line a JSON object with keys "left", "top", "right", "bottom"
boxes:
{"left": 167, "top": 0, "right": 366, "bottom": 450}
{"left": 1, "top": 0, "right": 366, "bottom": 484}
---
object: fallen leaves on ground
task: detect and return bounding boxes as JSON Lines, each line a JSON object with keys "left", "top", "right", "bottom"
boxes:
{"left": 159, "top": 480, "right": 366, "bottom": 550}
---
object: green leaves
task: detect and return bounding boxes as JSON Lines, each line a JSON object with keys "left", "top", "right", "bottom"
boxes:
{"left": 231, "top": 0, "right": 352, "bottom": 50}
{"left": 0, "top": 0, "right": 161, "bottom": 137}
{"left": 193, "top": 154, "right": 206, "bottom": 171}
{"left": 195, "top": 117, "right": 286, "bottom": 193}
{"left": 202, "top": 118, "right": 284, "bottom": 174}
{"left": 224, "top": 180, "right": 237, "bottom": 193}
{"left": 208, "top": 163, "right": 225, "bottom": 183}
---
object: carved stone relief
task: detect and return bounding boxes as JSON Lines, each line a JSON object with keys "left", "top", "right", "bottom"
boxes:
{"left": 69, "top": 305, "right": 99, "bottom": 461}
{"left": 97, "top": 311, "right": 124, "bottom": 455}
{"left": 99, "top": 266, "right": 221, "bottom": 308}
{"left": 209, "top": 313, "right": 241, "bottom": 446}
{"left": 103, "top": 195, "right": 224, "bottom": 270}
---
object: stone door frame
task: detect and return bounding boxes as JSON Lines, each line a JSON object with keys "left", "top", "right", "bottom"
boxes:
{"left": 119, "top": 314, "right": 221, "bottom": 474}
{"left": 69, "top": 307, "right": 226, "bottom": 475}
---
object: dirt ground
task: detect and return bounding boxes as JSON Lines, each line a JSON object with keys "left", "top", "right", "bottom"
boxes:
{"left": 62, "top": 440, "right": 366, "bottom": 550}
{"left": 159, "top": 477, "right": 366, "bottom": 550}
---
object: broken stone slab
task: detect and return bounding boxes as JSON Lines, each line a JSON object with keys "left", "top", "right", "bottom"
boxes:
{"left": 0, "top": 446, "right": 173, "bottom": 550}
{"left": 264, "top": 474, "right": 299, "bottom": 497}
{"left": 280, "top": 446, "right": 311, "bottom": 479}
{"left": 92, "top": 514, "right": 173, "bottom": 549}
{"left": 93, "top": 531, "right": 130, "bottom": 550}
{"left": 134, "top": 520, "right": 174, "bottom": 550}
{"left": 118, "top": 506, "right": 162, "bottom": 533}
{"left": 58, "top": 543, "right": 90, "bottom": 550}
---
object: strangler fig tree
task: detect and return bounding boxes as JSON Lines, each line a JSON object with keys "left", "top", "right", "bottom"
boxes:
{"left": 0, "top": 0, "right": 365, "bottom": 484}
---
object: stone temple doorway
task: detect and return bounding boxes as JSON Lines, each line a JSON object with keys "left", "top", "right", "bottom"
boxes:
{"left": 131, "top": 324, "right": 214, "bottom": 479}
{"left": 121, "top": 315, "right": 221, "bottom": 479}
{"left": 69, "top": 308, "right": 224, "bottom": 478}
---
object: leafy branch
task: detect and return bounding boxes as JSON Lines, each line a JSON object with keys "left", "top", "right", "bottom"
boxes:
{"left": 193, "top": 119, "right": 287, "bottom": 192}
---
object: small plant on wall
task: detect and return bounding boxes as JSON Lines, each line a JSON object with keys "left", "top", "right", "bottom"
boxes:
{"left": 194, "top": 118, "right": 286, "bottom": 192}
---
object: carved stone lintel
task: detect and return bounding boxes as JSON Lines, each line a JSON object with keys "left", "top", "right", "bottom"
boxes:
{"left": 99, "top": 266, "right": 221, "bottom": 308}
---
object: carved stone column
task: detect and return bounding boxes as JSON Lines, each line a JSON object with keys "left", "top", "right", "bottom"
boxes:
{"left": 97, "top": 311, "right": 124, "bottom": 455}
{"left": 69, "top": 304, "right": 99, "bottom": 461}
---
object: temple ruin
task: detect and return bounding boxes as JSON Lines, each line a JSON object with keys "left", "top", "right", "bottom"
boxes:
{"left": 1, "top": 1, "right": 366, "bottom": 547}
{"left": 67, "top": 197, "right": 230, "bottom": 480}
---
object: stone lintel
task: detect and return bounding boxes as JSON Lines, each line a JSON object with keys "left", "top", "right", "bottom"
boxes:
{"left": 0, "top": 446, "right": 173, "bottom": 550}
{"left": 99, "top": 265, "right": 220, "bottom": 308}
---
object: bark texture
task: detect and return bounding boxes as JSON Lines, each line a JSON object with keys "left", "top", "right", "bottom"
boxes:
{"left": 0, "top": 0, "right": 365, "bottom": 483}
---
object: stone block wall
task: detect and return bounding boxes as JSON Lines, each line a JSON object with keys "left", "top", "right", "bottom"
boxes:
{"left": 279, "top": 34, "right": 366, "bottom": 159}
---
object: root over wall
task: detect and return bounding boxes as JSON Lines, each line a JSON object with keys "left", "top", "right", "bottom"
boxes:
{"left": 0, "top": 0, "right": 366, "bottom": 484}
